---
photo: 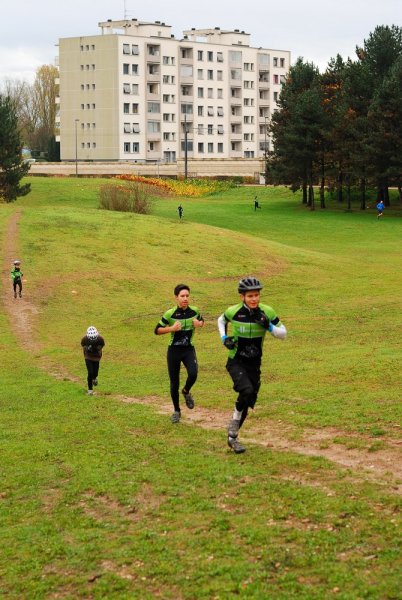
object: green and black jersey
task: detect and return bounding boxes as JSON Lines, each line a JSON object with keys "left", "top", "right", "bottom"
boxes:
{"left": 222, "top": 302, "right": 281, "bottom": 361}
{"left": 155, "top": 305, "right": 203, "bottom": 347}
{"left": 11, "top": 267, "right": 23, "bottom": 281}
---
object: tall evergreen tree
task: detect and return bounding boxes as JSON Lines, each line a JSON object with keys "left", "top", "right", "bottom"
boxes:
{"left": 0, "top": 94, "right": 31, "bottom": 203}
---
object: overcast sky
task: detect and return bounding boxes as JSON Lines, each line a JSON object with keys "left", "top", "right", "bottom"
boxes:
{"left": 0, "top": 0, "right": 400, "bottom": 83}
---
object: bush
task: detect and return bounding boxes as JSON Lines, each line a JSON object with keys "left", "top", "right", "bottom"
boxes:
{"left": 98, "top": 182, "right": 152, "bottom": 214}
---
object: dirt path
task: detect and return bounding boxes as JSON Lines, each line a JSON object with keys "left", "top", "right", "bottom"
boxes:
{"left": 2, "top": 210, "right": 401, "bottom": 494}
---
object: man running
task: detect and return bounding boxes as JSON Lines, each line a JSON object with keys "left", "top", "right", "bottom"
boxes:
{"left": 218, "top": 276, "right": 287, "bottom": 453}
{"left": 376, "top": 200, "right": 385, "bottom": 219}
{"left": 155, "top": 284, "right": 204, "bottom": 423}
{"left": 81, "top": 326, "right": 105, "bottom": 395}
{"left": 11, "top": 260, "right": 23, "bottom": 299}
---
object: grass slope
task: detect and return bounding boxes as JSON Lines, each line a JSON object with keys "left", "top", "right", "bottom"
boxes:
{"left": 0, "top": 177, "right": 400, "bottom": 599}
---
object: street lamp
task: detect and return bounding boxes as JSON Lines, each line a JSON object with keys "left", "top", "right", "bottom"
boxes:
{"left": 264, "top": 116, "right": 268, "bottom": 186}
{"left": 74, "top": 119, "right": 79, "bottom": 176}
{"left": 184, "top": 114, "right": 188, "bottom": 180}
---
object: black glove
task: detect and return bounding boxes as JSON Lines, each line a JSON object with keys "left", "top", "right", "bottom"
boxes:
{"left": 223, "top": 336, "right": 236, "bottom": 350}
{"left": 251, "top": 308, "right": 270, "bottom": 329}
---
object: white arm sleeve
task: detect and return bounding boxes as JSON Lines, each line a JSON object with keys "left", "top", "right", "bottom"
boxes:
{"left": 270, "top": 323, "right": 287, "bottom": 339}
{"left": 217, "top": 313, "right": 227, "bottom": 338}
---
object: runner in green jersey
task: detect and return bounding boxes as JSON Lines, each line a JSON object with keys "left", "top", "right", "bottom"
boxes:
{"left": 155, "top": 284, "right": 204, "bottom": 423}
{"left": 218, "top": 276, "right": 287, "bottom": 453}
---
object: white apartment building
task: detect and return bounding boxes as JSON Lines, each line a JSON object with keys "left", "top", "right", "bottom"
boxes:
{"left": 58, "top": 19, "right": 290, "bottom": 163}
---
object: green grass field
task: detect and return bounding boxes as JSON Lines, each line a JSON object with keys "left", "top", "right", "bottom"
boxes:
{"left": 0, "top": 177, "right": 401, "bottom": 599}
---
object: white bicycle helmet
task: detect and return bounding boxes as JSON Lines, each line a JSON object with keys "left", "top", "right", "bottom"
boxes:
{"left": 86, "top": 326, "right": 99, "bottom": 340}
{"left": 13, "top": 259, "right": 21, "bottom": 265}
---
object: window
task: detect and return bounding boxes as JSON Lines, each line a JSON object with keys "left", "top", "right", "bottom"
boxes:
{"left": 197, "top": 87, "right": 204, "bottom": 98}
{"left": 80, "top": 84, "right": 84, "bottom": 90}
{"left": 244, "top": 80, "right": 254, "bottom": 89}
{"left": 244, "top": 150, "right": 254, "bottom": 158}
{"left": 217, "top": 70, "right": 223, "bottom": 81}
{"left": 93, "top": 142, "right": 96, "bottom": 148}
{"left": 217, "top": 107, "right": 224, "bottom": 116}
{"left": 280, "top": 57, "right": 285, "bottom": 68}
{"left": 207, "top": 70, "right": 213, "bottom": 80}
{"left": 163, "top": 94, "right": 175, "bottom": 103}
{"left": 273, "top": 91, "right": 279, "bottom": 102}
{"left": 86, "top": 104, "right": 90, "bottom": 109}
{"left": 208, "top": 124, "right": 213, "bottom": 134}
{"left": 230, "top": 68, "right": 241, "bottom": 80}
{"left": 123, "top": 64, "right": 129, "bottom": 75}
{"left": 133, "top": 142, "right": 139, "bottom": 153}
{"left": 91, "top": 64, "right": 95, "bottom": 70}
{"left": 244, "top": 133, "right": 254, "bottom": 141}
{"left": 217, "top": 52, "right": 223, "bottom": 62}
{"left": 147, "top": 121, "right": 160, "bottom": 133}
{"left": 244, "top": 115, "right": 254, "bottom": 124}
{"left": 132, "top": 103, "right": 139, "bottom": 114}
{"left": 273, "top": 74, "right": 279, "bottom": 84}
{"left": 133, "top": 123, "right": 140, "bottom": 133}
{"left": 208, "top": 142, "right": 214, "bottom": 152}
{"left": 180, "top": 47, "right": 193, "bottom": 59}
{"left": 163, "top": 55, "right": 175, "bottom": 65}
{"left": 148, "top": 102, "right": 160, "bottom": 113}
{"left": 207, "top": 88, "right": 213, "bottom": 98}
{"left": 92, "top": 45, "right": 95, "bottom": 51}
{"left": 92, "top": 123, "right": 96, "bottom": 129}
{"left": 273, "top": 57, "right": 278, "bottom": 67}
{"left": 198, "top": 142, "right": 204, "bottom": 153}
{"left": 132, "top": 64, "right": 138, "bottom": 75}
{"left": 132, "top": 45, "right": 139, "bottom": 55}
{"left": 217, "top": 124, "right": 224, "bottom": 135}
{"left": 229, "top": 50, "right": 242, "bottom": 62}
{"left": 244, "top": 63, "right": 254, "bottom": 71}
{"left": 92, "top": 103, "right": 95, "bottom": 109}
{"left": 124, "top": 142, "right": 130, "bottom": 152}
{"left": 207, "top": 106, "right": 214, "bottom": 116}
{"left": 92, "top": 84, "right": 96, "bottom": 90}
{"left": 81, "top": 104, "right": 84, "bottom": 109}
{"left": 181, "top": 65, "right": 193, "bottom": 77}
{"left": 217, "top": 88, "right": 223, "bottom": 99}
{"left": 163, "top": 74, "right": 175, "bottom": 84}
{"left": 258, "top": 53, "right": 269, "bottom": 65}
{"left": 198, "top": 50, "right": 203, "bottom": 61}
{"left": 86, "top": 45, "right": 89, "bottom": 51}
{"left": 198, "top": 106, "right": 204, "bottom": 116}
{"left": 197, "top": 69, "right": 204, "bottom": 80}
{"left": 181, "top": 141, "right": 193, "bottom": 151}
{"left": 131, "top": 84, "right": 138, "bottom": 95}
{"left": 207, "top": 51, "right": 213, "bottom": 61}
{"left": 181, "top": 103, "right": 193, "bottom": 114}
{"left": 123, "top": 83, "right": 131, "bottom": 94}
{"left": 218, "top": 142, "right": 223, "bottom": 153}
{"left": 124, "top": 123, "right": 131, "bottom": 133}
{"left": 280, "top": 75, "right": 286, "bottom": 84}
{"left": 123, "top": 44, "right": 130, "bottom": 55}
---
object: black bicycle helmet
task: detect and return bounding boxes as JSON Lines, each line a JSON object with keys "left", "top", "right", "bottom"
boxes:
{"left": 238, "top": 276, "right": 263, "bottom": 293}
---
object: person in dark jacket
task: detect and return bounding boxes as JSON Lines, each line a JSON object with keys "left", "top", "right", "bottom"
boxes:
{"left": 11, "top": 260, "right": 23, "bottom": 299}
{"left": 81, "top": 326, "right": 105, "bottom": 395}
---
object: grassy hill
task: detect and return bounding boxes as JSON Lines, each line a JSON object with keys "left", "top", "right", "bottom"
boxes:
{"left": 0, "top": 177, "right": 400, "bottom": 599}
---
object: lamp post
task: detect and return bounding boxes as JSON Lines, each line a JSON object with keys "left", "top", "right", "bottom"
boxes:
{"left": 264, "top": 115, "right": 269, "bottom": 186}
{"left": 74, "top": 119, "right": 79, "bottom": 176}
{"left": 184, "top": 114, "right": 188, "bottom": 180}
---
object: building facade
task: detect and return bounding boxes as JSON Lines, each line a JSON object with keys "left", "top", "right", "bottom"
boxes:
{"left": 58, "top": 19, "right": 290, "bottom": 163}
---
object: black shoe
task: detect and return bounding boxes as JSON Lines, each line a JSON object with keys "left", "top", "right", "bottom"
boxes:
{"left": 182, "top": 388, "right": 195, "bottom": 409}
{"left": 228, "top": 437, "right": 246, "bottom": 454}
{"left": 93, "top": 378, "right": 98, "bottom": 386}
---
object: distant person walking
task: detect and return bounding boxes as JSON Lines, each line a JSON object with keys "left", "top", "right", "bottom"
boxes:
{"left": 11, "top": 260, "right": 23, "bottom": 299}
{"left": 254, "top": 196, "right": 261, "bottom": 211}
{"left": 81, "top": 326, "right": 105, "bottom": 395}
{"left": 376, "top": 200, "right": 385, "bottom": 219}
{"left": 155, "top": 284, "right": 204, "bottom": 423}
{"left": 177, "top": 204, "right": 184, "bottom": 220}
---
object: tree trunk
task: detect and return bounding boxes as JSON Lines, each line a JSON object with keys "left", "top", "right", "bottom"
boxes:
{"left": 398, "top": 183, "right": 402, "bottom": 204}
{"left": 320, "top": 177, "right": 326, "bottom": 208}
{"left": 309, "top": 184, "right": 315, "bottom": 211}
{"left": 337, "top": 170, "right": 343, "bottom": 203}
{"left": 360, "top": 178, "right": 366, "bottom": 210}
{"left": 302, "top": 181, "right": 307, "bottom": 204}
{"left": 384, "top": 185, "right": 390, "bottom": 207}
{"left": 346, "top": 175, "right": 351, "bottom": 210}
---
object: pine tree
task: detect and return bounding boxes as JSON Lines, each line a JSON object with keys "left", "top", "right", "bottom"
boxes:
{"left": 0, "top": 94, "right": 30, "bottom": 203}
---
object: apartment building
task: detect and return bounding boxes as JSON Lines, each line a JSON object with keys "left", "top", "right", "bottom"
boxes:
{"left": 58, "top": 19, "right": 290, "bottom": 163}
